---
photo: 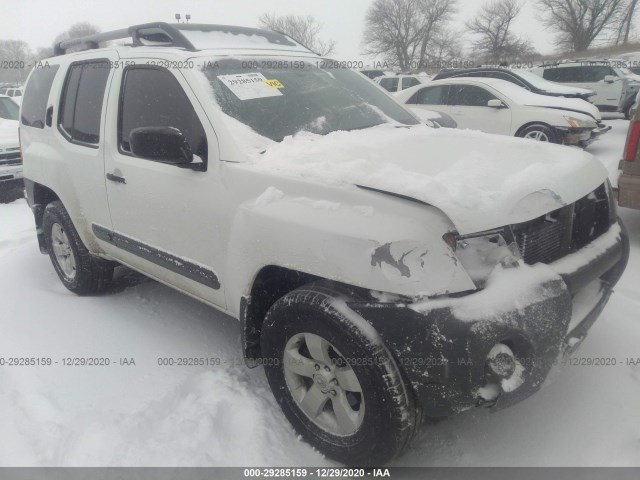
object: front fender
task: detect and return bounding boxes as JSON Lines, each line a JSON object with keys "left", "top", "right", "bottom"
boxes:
{"left": 223, "top": 184, "right": 476, "bottom": 316}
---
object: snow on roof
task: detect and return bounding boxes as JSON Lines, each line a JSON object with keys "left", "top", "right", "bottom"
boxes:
{"left": 178, "top": 28, "right": 312, "bottom": 53}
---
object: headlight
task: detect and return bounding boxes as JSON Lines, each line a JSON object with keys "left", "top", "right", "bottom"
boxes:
{"left": 564, "top": 116, "right": 597, "bottom": 129}
{"left": 444, "top": 229, "right": 521, "bottom": 288}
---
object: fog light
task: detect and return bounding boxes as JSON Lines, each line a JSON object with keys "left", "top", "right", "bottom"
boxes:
{"left": 486, "top": 343, "right": 525, "bottom": 393}
{"left": 488, "top": 350, "right": 516, "bottom": 379}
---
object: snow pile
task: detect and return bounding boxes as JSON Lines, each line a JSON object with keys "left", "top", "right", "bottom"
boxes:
{"left": 410, "top": 261, "right": 563, "bottom": 321}
{"left": 588, "top": 117, "right": 628, "bottom": 188}
{"left": 0, "top": 199, "right": 34, "bottom": 257}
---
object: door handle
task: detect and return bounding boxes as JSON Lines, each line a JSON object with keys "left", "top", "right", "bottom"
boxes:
{"left": 106, "top": 173, "right": 126, "bottom": 184}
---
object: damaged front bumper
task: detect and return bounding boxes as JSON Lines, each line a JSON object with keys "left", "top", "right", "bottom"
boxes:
{"left": 556, "top": 123, "right": 611, "bottom": 147}
{"left": 348, "top": 220, "right": 629, "bottom": 418}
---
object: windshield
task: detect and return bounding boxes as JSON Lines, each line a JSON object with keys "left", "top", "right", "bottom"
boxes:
{"left": 202, "top": 58, "right": 418, "bottom": 142}
{"left": 0, "top": 97, "right": 19, "bottom": 121}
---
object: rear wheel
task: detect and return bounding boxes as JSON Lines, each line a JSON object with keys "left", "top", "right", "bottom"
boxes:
{"left": 517, "top": 124, "right": 559, "bottom": 144}
{"left": 43, "top": 201, "right": 114, "bottom": 295}
{"left": 260, "top": 284, "right": 417, "bottom": 466}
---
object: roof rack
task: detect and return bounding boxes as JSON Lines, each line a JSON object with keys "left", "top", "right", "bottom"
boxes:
{"left": 54, "top": 22, "right": 196, "bottom": 55}
{"left": 54, "top": 22, "right": 306, "bottom": 56}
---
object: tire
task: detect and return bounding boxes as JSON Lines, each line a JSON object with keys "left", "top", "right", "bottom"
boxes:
{"left": 42, "top": 201, "right": 114, "bottom": 295}
{"left": 517, "top": 124, "right": 559, "bottom": 144}
{"left": 261, "top": 284, "right": 417, "bottom": 466}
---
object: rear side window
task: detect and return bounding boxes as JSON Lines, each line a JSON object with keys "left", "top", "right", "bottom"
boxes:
{"left": 449, "top": 85, "right": 498, "bottom": 106}
{"left": 118, "top": 67, "right": 208, "bottom": 162}
{"left": 21, "top": 65, "right": 59, "bottom": 128}
{"left": 543, "top": 66, "right": 582, "bottom": 82}
{"left": 582, "top": 66, "right": 615, "bottom": 82}
{"left": 379, "top": 78, "right": 399, "bottom": 92}
{"left": 59, "top": 61, "right": 110, "bottom": 145}
{"left": 409, "top": 85, "right": 449, "bottom": 105}
{"left": 402, "top": 77, "right": 421, "bottom": 89}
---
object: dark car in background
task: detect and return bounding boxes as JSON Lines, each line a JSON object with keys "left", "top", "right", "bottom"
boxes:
{"left": 433, "top": 67, "right": 596, "bottom": 101}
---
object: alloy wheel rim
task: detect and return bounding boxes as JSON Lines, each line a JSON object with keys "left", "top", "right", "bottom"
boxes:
{"left": 51, "top": 223, "right": 77, "bottom": 279}
{"left": 524, "top": 130, "right": 550, "bottom": 142}
{"left": 283, "top": 332, "right": 365, "bottom": 436}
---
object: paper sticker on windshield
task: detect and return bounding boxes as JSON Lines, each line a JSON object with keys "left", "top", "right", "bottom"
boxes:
{"left": 265, "top": 79, "right": 284, "bottom": 89}
{"left": 217, "top": 73, "right": 282, "bottom": 100}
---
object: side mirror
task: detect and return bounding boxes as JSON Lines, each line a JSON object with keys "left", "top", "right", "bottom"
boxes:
{"left": 604, "top": 75, "right": 617, "bottom": 83}
{"left": 488, "top": 99, "right": 506, "bottom": 109}
{"left": 129, "top": 126, "right": 193, "bottom": 165}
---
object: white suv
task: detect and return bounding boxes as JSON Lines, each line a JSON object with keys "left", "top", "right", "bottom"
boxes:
{"left": 531, "top": 60, "right": 640, "bottom": 118}
{"left": 21, "top": 22, "right": 629, "bottom": 465}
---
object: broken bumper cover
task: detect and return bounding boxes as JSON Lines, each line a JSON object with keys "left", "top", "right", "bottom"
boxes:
{"left": 556, "top": 124, "right": 610, "bottom": 147}
{"left": 347, "top": 220, "right": 629, "bottom": 418}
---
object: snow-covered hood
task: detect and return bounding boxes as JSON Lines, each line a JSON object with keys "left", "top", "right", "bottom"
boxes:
{"left": 536, "top": 83, "right": 593, "bottom": 96}
{"left": 247, "top": 124, "right": 608, "bottom": 235}
{"left": 521, "top": 96, "right": 601, "bottom": 121}
{"left": 492, "top": 82, "right": 602, "bottom": 120}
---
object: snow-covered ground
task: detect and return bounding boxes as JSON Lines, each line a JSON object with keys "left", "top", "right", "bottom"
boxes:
{"left": 590, "top": 114, "right": 628, "bottom": 188}
{"left": 0, "top": 124, "right": 639, "bottom": 466}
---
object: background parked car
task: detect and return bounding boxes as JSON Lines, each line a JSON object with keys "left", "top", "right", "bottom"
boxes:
{"left": 395, "top": 77, "right": 608, "bottom": 146}
{"left": 433, "top": 67, "right": 596, "bottom": 101}
{"left": 0, "top": 86, "right": 23, "bottom": 98}
{"left": 375, "top": 74, "right": 430, "bottom": 93}
{"left": 0, "top": 95, "right": 20, "bottom": 121}
{"left": 530, "top": 60, "right": 640, "bottom": 118}
{"left": 0, "top": 117, "right": 23, "bottom": 202}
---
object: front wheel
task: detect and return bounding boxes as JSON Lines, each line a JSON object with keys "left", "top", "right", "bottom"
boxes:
{"left": 517, "top": 124, "right": 559, "bottom": 144}
{"left": 260, "top": 284, "right": 417, "bottom": 466}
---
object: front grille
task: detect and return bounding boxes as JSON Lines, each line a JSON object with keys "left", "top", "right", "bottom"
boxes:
{"left": 513, "top": 184, "right": 612, "bottom": 265}
{"left": 0, "top": 150, "right": 22, "bottom": 167}
{"left": 515, "top": 219, "right": 566, "bottom": 265}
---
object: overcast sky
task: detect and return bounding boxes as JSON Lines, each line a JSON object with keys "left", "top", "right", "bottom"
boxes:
{"left": 7, "top": 0, "right": 556, "bottom": 60}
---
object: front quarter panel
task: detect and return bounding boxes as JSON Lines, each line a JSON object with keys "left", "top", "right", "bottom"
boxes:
{"left": 222, "top": 167, "right": 477, "bottom": 316}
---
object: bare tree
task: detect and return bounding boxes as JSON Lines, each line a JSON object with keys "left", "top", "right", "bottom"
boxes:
{"left": 258, "top": 13, "right": 335, "bottom": 56}
{"left": 0, "top": 40, "right": 32, "bottom": 83}
{"left": 428, "top": 29, "right": 466, "bottom": 69}
{"left": 467, "top": 0, "right": 536, "bottom": 64}
{"left": 538, "top": 0, "right": 627, "bottom": 51}
{"left": 362, "top": 0, "right": 457, "bottom": 71}
{"left": 616, "top": 0, "right": 640, "bottom": 44}
{"left": 416, "top": 0, "right": 458, "bottom": 67}
{"left": 53, "top": 22, "right": 101, "bottom": 52}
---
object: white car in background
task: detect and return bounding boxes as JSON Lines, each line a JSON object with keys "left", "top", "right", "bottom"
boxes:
{"left": 375, "top": 74, "right": 430, "bottom": 93}
{"left": 396, "top": 77, "right": 610, "bottom": 147}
